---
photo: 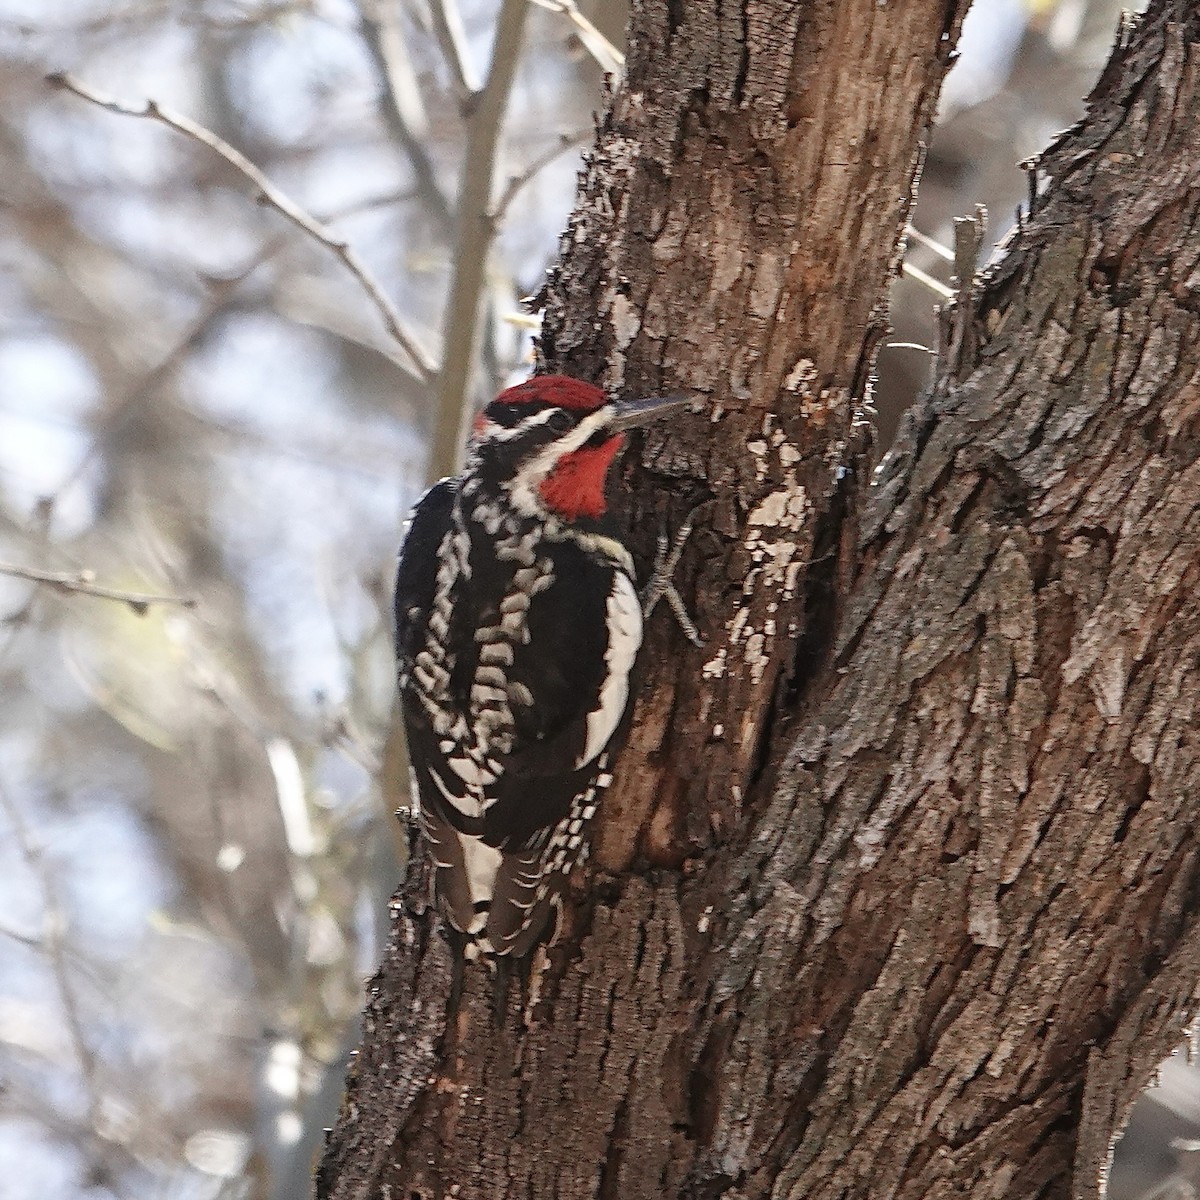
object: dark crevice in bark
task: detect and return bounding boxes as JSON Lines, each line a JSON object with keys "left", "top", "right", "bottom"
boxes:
{"left": 665, "top": 0, "right": 685, "bottom": 39}
{"left": 783, "top": 454, "right": 861, "bottom": 713}
{"left": 938, "top": 0, "right": 962, "bottom": 43}
{"left": 597, "top": 1097, "right": 630, "bottom": 1200}
{"left": 1112, "top": 763, "right": 1150, "bottom": 845}
{"left": 732, "top": 3, "right": 750, "bottom": 105}
{"left": 687, "top": 1015, "right": 732, "bottom": 1150}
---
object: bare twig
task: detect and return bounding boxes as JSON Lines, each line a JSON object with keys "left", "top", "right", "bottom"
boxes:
{"left": 361, "top": 0, "right": 430, "bottom": 137}
{"left": 276, "top": 276, "right": 435, "bottom": 376}
{"left": 0, "top": 781, "right": 103, "bottom": 1129}
{"left": 426, "top": 0, "right": 479, "bottom": 101}
{"left": 7, "top": 1, "right": 307, "bottom": 34}
{"left": 427, "top": 0, "right": 531, "bottom": 481}
{"left": 902, "top": 260, "right": 955, "bottom": 300}
{"left": 320, "top": 185, "right": 420, "bottom": 223}
{"left": 490, "top": 129, "right": 591, "bottom": 226}
{"left": 903, "top": 222, "right": 955, "bottom": 263}
{"left": 0, "top": 561, "right": 197, "bottom": 613}
{"left": 529, "top": 0, "right": 625, "bottom": 75}
{"left": 0, "top": 922, "right": 46, "bottom": 951}
{"left": 358, "top": 3, "right": 455, "bottom": 237}
{"left": 324, "top": 708, "right": 385, "bottom": 776}
{"left": 47, "top": 71, "right": 437, "bottom": 383}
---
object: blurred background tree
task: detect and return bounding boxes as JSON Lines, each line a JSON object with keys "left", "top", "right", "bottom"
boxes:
{"left": 3, "top": 1, "right": 1195, "bottom": 1197}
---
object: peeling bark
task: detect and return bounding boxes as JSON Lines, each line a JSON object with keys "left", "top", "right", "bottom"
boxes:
{"left": 317, "top": 4, "right": 1200, "bottom": 1199}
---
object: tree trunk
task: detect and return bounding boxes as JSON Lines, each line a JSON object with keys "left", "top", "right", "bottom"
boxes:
{"left": 316, "top": 3, "right": 1200, "bottom": 1198}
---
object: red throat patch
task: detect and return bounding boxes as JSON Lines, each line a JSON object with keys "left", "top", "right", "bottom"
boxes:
{"left": 538, "top": 434, "right": 625, "bottom": 520}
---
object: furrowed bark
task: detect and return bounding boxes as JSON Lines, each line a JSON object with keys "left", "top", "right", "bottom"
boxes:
{"left": 684, "top": 9, "right": 1200, "bottom": 1198}
{"left": 318, "top": 1, "right": 965, "bottom": 1196}
{"left": 315, "top": 4, "right": 1200, "bottom": 1200}
{"left": 539, "top": 0, "right": 965, "bottom": 866}
{"left": 316, "top": 0, "right": 964, "bottom": 1195}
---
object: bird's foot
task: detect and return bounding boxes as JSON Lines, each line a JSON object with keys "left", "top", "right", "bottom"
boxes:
{"left": 640, "top": 505, "right": 706, "bottom": 647}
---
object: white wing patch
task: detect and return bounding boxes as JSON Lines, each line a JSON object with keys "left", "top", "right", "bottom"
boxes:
{"left": 580, "top": 571, "right": 642, "bottom": 767}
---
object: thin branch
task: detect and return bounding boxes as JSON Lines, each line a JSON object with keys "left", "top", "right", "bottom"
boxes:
{"left": 904, "top": 222, "right": 955, "bottom": 262}
{"left": 358, "top": 3, "right": 456, "bottom": 237}
{"left": 0, "top": 561, "right": 197, "bottom": 613}
{"left": 0, "top": 923, "right": 46, "bottom": 951}
{"left": 276, "top": 277, "right": 435, "bottom": 376}
{"left": 902, "top": 259, "right": 955, "bottom": 299}
{"left": 5, "top": 1, "right": 307, "bottom": 34}
{"left": 529, "top": 0, "right": 625, "bottom": 75}
{"left": 427, "top": 0, "right": 531, "bottom": 482}
{"left": 0, "top": 781, "right": 103, "bottom": 1130}
{"left": 46, "top": 71, "right": 437, "bottom": 383}
{"left": 360, "top": 0, "right": 430, "bottom": 138}
{"left": 324, "top": 709, "right": 384, "bottom": 776}
{"left": 489, "top": 129, "right": 591, "bottom": 226}
{"left": 426, "top": 0, "right": 479, "bottom": 101}
{"left": 321, "top": 184, "right": 420, "bottom": 223}
{"left": 52, "top": 284, "right": 248, "bottom": 499}
{"left": 0, "top": 781, "right": 156, "bottom": 1182}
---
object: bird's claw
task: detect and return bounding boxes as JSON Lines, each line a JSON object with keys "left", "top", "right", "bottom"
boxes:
{"left": 640, "top": 508, "right": 705, "bottom": 647}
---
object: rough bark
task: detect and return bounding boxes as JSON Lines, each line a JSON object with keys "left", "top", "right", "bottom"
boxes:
{"left": 538, "top": 0, "right": 963, "bottom": 867}
{"left": 317, "top": 3, "right": 1200, "bottom": 1199}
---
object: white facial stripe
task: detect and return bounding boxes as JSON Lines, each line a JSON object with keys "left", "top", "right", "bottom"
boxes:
{"left": 484, "top": 406, "right": 560, "bottom": 443}
{"left": 568, "top": 531, "right": 634, "bottom": 574}
{"left": 506, "top": 406, "right": 614, "bottom": 518}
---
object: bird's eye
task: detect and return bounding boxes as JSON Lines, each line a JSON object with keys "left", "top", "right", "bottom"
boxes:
{"left": 486, "top": 402, "right": 523, "bottom": 427}
{"left": 546, "top": 409, "right": 573, "bottom": 432}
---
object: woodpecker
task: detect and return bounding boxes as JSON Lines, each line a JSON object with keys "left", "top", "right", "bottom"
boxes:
{"left": 394, "top": 375, "right": 689, "bottom": 958}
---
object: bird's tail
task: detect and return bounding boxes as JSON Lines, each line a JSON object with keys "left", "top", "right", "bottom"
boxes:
{"left": 422, "top": 806, "right": 566, "bottom": 958}
{"left": 423, "top": 809, "right": 582, "bottom": 959}
{"left": 485, "top": 842, "right": 569, "bottom": 957}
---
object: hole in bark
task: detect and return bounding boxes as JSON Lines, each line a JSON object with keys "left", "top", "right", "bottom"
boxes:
{"left": 1089, "top": 243, "right": 1141, "bottom": 306}
{"left": 1090, "top": 258, "right": 1119, "bottom": 295}
{"left": 687, "top": 1174, "right": 739, "bottom": 1200}
{"left": 951, "top": 455, "right": 1034, "bottom": 533}
{"left": 990, "top": 458, "right": 1032, "bottom": 519}
{"left": 1074, "top": 524, "right": 1115, "bottom": 553}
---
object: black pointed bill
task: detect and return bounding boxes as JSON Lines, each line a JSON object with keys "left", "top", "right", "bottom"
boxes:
{"left": 602, "top": 394, "right": 691, "bottom": 433}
